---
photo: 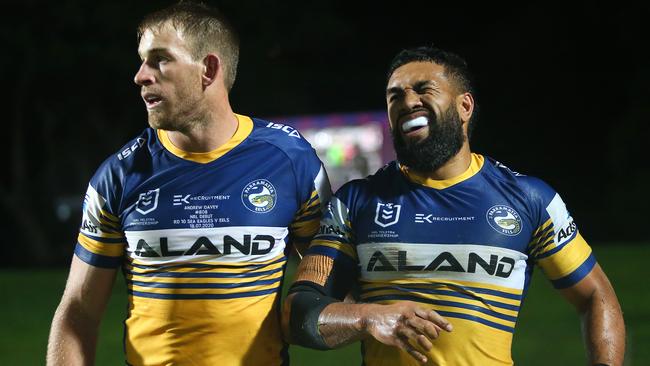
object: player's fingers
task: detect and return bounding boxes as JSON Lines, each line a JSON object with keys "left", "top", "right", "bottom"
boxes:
{"left": 415, "top": 308, "right": 453, "bottom": 332}
{"left": 405, "top": 316, "right": 440, "bottom": 341}
{"left": 397, "top": 323, "right": 435, "bottom": 351}
{"left": 396, "top": 324, "right": 422, "bottom": 343}
{"left": 415, "top": 333, "right": 433, "bottom": 350}
{"left": 395, "top": 336, "right": 428, "bottom": 364}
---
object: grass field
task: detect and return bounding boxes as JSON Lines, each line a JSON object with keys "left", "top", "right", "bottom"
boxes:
{"left": 1, "top": 243, "right": 647, "bottom": 365}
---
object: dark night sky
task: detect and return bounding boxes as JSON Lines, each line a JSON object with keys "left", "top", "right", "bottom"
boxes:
{"left": 2, "top": 1, "right": 649, "bottom": 265}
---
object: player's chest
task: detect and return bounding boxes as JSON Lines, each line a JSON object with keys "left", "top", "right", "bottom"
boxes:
{"left": 353, "top": 187, "right": 534, "bottom": 251}
{"left": 120, "top": 161, "right": 299, "bottom": 232}
{"left": 352, "top": 188, "right": 533, "bottom": 285}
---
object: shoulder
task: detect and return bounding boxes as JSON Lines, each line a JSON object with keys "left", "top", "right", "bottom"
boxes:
{"left": 89, "top": 128, "right": 157, "bottom": 189}
{"left": 481, "top": 155, "right": 558, "bottom": 203}
{"left": 335, "top": 161, "right": 400, "bottom": 204}
{"left": 247, "top": 116, "right": 317, "bottom": 156}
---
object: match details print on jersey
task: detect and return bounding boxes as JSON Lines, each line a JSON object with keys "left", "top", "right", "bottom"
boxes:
{"left": 74, "top": 114, "right": 331, "bottom": 366}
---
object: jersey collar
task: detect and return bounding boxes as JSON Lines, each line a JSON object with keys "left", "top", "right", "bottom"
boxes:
{"left": 400, "top": 153, "right": 484, "bottom": 189}
{"left": 157, "top": 114, "right": 253, "bottom": 164}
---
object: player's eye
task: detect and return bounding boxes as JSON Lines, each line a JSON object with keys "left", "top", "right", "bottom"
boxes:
{"left": 387, "top": 93, "right": 403, "bottom": 102}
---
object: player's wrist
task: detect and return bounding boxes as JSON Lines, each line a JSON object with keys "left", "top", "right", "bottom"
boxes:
{"left": 357, "top": 303, "right": 381, "bottom": 337}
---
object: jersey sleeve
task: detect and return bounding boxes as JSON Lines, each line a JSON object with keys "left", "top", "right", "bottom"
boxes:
{"left": 527, "top": 179, "right": 595, "bottom": 289}
{"left": 293, "top": 183, "right": 360, "bottom": 300}
{"left": 74, "top": 160, "right": 126, "bottom": 268}
{"left": 288, "top": 146, "right": 332, "bottom": 251}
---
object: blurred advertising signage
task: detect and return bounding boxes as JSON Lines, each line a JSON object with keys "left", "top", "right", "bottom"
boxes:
{"left": 270, "top": 111, "right": 393, "bottom": 191}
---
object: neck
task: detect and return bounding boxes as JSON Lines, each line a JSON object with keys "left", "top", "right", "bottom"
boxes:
{"left": 408, "top": 144, "right": 472, "bottom": 180}
{"left": 166, "top": 99, "right": 238, "bottom": 153}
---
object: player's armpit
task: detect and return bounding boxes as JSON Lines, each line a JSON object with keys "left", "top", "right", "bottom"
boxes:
{"left": 559, "top": 263, "right": 625, "bottom": 366}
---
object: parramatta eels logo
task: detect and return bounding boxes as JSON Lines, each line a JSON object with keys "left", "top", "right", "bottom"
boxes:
{"left": 486, "top": 205, "right": 522, "bottom": 236}
{"left": 136, "top": 188, "right": 160, "bottom": 215}
{"left": 242, "top": 179, "right": 277, "bottom": 213}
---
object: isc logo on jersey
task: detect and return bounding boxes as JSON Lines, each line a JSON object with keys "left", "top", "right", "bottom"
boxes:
{"left": 242, "top": 179, "right": 277, "bottom": 213}
{"left": 486, "top": 205, "right": 522, "bottom": 236}
{"left": 265, "top": 122, "right": 301, "bottom": 138}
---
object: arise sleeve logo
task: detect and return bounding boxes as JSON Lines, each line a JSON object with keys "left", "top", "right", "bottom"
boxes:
{"left": 136, "top": 188, "right": 160, "bottom": 215}
{"left": 374, "top": 202, "right": 401, "bottom": 228}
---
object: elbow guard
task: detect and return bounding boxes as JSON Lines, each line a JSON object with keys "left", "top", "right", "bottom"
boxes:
{"left": 288, "top": 283, "right": 338, "bottom": 350}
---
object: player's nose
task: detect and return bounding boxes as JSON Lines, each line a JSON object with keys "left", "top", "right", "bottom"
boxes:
{"left": 134, "top": 63, "right": 155, "bottom": 86}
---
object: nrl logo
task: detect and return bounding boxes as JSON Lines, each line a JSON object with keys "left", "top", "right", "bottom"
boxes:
{"left": 136, "top": 188, "right": 160, "bottom": 215}
{"left": 374, "top": 202, "right": 401, "bottom": 228}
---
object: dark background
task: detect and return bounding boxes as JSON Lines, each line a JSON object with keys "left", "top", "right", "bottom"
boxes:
{"left": 2, "top": 1, "right": 648, "bottom": 266}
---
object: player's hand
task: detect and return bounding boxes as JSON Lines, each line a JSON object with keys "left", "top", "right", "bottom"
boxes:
{"left": 361, "top": 301, "right": 452, "bottom": 364}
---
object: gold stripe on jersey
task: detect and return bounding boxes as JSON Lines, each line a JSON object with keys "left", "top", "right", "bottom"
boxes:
{"left": 96, "top": 214, "right": 121, "bottom": 233}
{"left": 296, "top": 190, "right": 320, "bottom": 216}
{"left": 124, "top": 254, "right": 288, "bottom": 364}
{"left": 363, "top": 286, "right": 518, "bottom": 314}
{"left": 290, "top": 190, "right": 324, "bottom": 253}
{"left": 125, "top": 291, "right": 284, "bottom": 365}
{"left": 157, "top": 114, "right": 253, "bottom": 164}
{"left": 372, "top": 297, "right": 517, "bottom": 331}
{"left": 401, "top": 153, "right": 485, "bottom": 189}
{"left": 537, "top": 232, "right": 592, "bottom": 280}
{"left": 531, "top": 217, "right": 553, "bottom": 237}
{"left": 128, "top": 252, "right": 286, "bottom": 269}
{"left": 310, "top": 239, "right": 358, "bottom": 261}
{"left": 361, "top": 279, "right": 523, "bottom": 307}
{"left": 80, "top": 229, "right": 124, "bottom": 240}
{"left": 77, "top": 233, "right": 126, "bottom": 257}
{"left": 362, "top": 315, "right": 514, "bottom": 366}
{"left": 528, "top": 218, "right": 556, "bottom": 258}
{"left": 98, "top": 208, "right": 120, "bottom": 221}
{"left": 98, "top": 207, "right": 120, "bottom": 222}
{"left": 359, "top": 278, "right": 522, "bottom": 333}
{"left": 291, "top": 190, "right": 321, "bottom": 223}
{"left": 361, "top": 278, "right": 523, "bottom": 296}
{"left": 125, "top": 254, "right": 287, "bottom": 299}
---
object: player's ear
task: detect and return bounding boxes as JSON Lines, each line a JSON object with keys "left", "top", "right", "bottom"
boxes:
{"left": 457, "top": 92, "right": 474, "bottom": 125}
{"left": 201, "top": 53, "right": 220, "bottom": 87}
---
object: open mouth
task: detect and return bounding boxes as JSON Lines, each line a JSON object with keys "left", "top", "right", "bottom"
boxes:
{"left": 401, "top": 116, "right": 429, "bottom": 133}
{"left": 143, "top": 94, "right": 163, "bottom": 109}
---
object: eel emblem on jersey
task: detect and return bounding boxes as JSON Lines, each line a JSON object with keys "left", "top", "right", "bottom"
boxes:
{"left": 136, "top": 188, "right": 160, "bottom": 215}
{"left": 486, "top": 205, "right": 522, "bottom": 236}
{"left": 374, "top": 202, "right": 402, "bottom": 228}
{"left": 242, "top": 179, "right": 277, "bottom": 213}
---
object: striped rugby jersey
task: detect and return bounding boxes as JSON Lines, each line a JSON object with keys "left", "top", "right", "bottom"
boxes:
{"left": 305, "top": 153, "right": 594, "bottom": 366}
{"left": 76, "top": 114, "right": 330, "bottom": 366}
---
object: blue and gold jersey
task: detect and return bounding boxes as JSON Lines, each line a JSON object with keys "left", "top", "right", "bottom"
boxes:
{"left": 304, "top": 153, "right": 594, "bottom": 366}
{"left": 75, "top": 114, "right": 331, "bottom": 366}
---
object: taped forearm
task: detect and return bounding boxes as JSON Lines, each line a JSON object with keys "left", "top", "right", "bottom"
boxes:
{"left": 287, "top": 283, "right": 374, "bottom": 350}
{"left": 287, "top": 284, "right": 338, "bottom": 350}
{"left": 317, "top": 302, "right": 371, "bottom": 348}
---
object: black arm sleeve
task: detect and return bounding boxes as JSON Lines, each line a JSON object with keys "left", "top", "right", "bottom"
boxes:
{"left": 287, "top": 282, "right": 338, "bottom": 350}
